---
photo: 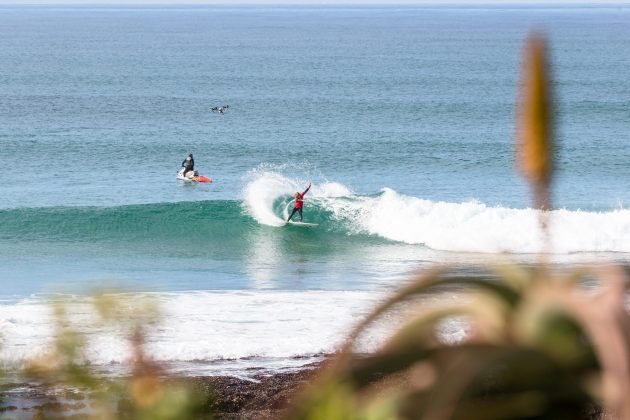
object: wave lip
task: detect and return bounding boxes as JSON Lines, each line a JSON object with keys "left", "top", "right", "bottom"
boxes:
{"left": 242, "top": 169, "right": 352, "bottom": 227}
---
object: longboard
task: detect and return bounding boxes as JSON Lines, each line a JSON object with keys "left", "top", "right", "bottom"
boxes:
{"left": 287, "top": 221, "right": 318, "bottom": 227}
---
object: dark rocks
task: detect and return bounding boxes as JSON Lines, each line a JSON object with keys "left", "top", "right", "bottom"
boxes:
{"left": 181, "top": 367, "right": 321, "bottom": 419}
{"left": 0, "top": 365, "right": 322, "bottom": 419}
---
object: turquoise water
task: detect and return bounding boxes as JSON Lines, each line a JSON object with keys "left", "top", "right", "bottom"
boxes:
{"left": 1, "top": 5, "right": 630, "bottom": 371}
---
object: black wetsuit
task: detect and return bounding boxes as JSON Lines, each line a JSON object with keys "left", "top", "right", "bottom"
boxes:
{"left": 182, "top": 158, "right": 195, "bottom": 177}
{"left": 288, "top": 207, "right": 302, "bottom": 222}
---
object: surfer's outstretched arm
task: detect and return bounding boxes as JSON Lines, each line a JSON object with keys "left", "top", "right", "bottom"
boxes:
{"left": 302, "top": 183, "right": 312, "bottom": 196}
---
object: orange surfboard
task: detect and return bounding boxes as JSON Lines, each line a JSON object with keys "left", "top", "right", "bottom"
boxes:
{"left": 194, "top": 176, "right": 212, "bottom": 183}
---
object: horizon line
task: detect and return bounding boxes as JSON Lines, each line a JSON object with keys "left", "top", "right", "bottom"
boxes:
{"left": 1, "top": 1, "right": 630, "bottom": 5}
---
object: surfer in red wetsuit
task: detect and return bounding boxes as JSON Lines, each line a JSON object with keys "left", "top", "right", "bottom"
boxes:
{"left": 287, "top": 183, "right": 311, "bottom": 222}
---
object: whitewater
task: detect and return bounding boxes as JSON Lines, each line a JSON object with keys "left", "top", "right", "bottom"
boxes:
{"left": 0, "top": 291, "right": 383, "bottom": 375}
{"left": 244, "top": 171, "right": 630, "bottom": 255}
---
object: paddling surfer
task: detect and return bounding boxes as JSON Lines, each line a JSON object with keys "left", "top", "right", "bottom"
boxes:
{"left": 212, "top": 105, "right": 229, "bottom": 114}
{"left": 287, "top": 183, "right": 312, "bottom": 222}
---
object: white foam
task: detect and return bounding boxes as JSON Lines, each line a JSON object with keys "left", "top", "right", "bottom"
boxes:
{"left": 0, "top": 291, "right": 384, "bottom": 369}
{"left": 242, "top": 169, "right": 352, "bottom": 227}
{"left": 242, "top": 171, "right": 630, "bottom": 254}
{"left": 243, "top": 171, "right": 296, "bottom": 226}
{"left": 347, "top": 188, "right": 630, "bottom": 253}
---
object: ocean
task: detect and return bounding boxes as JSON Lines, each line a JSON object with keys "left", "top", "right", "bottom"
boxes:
{"left": 1, "top": 4, "right": 630, "bottom": 375}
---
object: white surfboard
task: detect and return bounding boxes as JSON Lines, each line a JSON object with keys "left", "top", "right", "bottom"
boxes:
{"left": 287, "top": 221, "right": 319, "bottom": 227}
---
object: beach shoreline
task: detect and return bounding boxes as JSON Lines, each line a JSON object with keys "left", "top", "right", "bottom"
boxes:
{"left": 0, "top": 362, "right": 324, "bottom": 419}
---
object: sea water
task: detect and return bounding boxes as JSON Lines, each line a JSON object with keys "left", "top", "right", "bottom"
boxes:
{"left": 1, "top": 5, "right": 630, "bottom": 375}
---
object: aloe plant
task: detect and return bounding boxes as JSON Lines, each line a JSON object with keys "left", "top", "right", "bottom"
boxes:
{"left": 288, "top": 34, "right": 630, "bottom": 420}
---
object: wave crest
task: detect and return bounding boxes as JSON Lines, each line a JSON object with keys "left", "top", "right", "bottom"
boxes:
{"left": 242, "top": 171, "right": 630, "bottom": 254}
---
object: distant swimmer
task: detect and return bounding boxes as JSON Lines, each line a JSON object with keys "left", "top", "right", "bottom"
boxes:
{"left": 211, "top": 105, "right": 229, "bottom": 114}
{"left": 287, "top": 183, "right": 312, "bottom": 223}
{"left": 181, "top": 153, "right": 195, "bottom": 178}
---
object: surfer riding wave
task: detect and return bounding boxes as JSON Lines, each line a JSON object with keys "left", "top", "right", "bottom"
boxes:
{"left": 287, "top": 183, "right": 311, "bottom": 222}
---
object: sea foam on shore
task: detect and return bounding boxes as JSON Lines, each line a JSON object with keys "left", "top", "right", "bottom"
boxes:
{"left": 0, "top": 290, "right": 385, "bottom": 375}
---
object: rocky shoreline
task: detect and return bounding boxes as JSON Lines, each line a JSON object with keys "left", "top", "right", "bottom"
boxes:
{"left": 189, "top": 367, "right": 320, "bottom": 419}
{"left": 0, "top": 360, "right": 608, "bottom": 420}
{"left": 0, "top": 363, "right": 323, "bottom": 419}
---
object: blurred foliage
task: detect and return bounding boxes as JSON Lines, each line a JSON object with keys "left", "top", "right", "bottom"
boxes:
{"left": 288, "top": 34, "right": 630, "bottom": 420}
{"left": 517, "top": 33, "right": 554, "bottom": 207}
{"left": 21, "top": 292, "right": 208, "bottom": 419}
{"left": 289, "top": 265, "right": 630, "bottom": 420}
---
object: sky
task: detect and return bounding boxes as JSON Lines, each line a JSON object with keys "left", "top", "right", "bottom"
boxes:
{"left": 0, "top": 0, "right": 629, "bottom": 4}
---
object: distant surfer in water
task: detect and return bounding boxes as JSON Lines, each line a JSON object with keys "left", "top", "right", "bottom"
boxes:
{"left": 182, "top": 153, "right": 195, "bottom": 178}
{"left": 287, "top": 183, "right": 312, "bottom": 222}
{"left": 212, "top": 105, "right": 229, "bottom": 114}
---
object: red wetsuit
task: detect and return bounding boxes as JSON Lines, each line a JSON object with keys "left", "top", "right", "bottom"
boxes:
{"left": 295, "top": 193, "right": 305, "bottom": 209}
{"left": 288, "top": 184, "right": 311, "bottom": 222}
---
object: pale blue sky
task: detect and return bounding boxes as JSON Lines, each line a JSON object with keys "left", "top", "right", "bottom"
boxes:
{"left": 0, "top": 0, "right": 629, "bottom": 4}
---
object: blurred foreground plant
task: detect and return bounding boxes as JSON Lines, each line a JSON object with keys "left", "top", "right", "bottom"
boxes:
{"left": 517, "top": 33, "right": 554, "bottom": 213}
{"left": 23, "top": 292, "right": 206, "bottom": 419}
{"left": 289, "top": 34, "right": 630, "bottom": 420}
{"left": 290, "top": 265, "right": 630, "bottom": 420}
